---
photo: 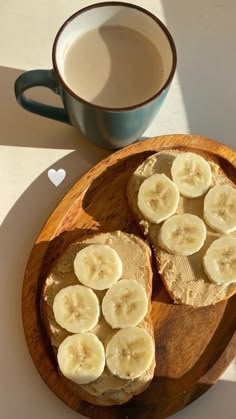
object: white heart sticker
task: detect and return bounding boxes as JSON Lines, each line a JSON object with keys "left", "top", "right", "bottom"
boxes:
{"left": 48, "top": 168, "right": 66, "bottom": 187}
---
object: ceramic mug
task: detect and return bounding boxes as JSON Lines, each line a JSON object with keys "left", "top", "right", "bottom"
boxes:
{"left": 14, "top": 2, "right": 177, "bottom": 149}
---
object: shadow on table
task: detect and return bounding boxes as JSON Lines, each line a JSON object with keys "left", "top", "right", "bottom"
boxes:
{"left": 0, "top": 65, "right": 100, "bottom": 149}
{"left": 0, "top": 146, "right": 111, "bottom": 418}
{"left": 161, "top": 0, "right": 236, "bottom": 148}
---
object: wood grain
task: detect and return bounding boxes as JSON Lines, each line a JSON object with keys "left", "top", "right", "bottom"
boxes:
{"left": 22, "top": 135, "right": 236, "bottom": 419}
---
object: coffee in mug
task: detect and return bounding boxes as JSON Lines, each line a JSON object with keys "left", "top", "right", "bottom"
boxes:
{"left": 63, "top": 25, "right": 164, "bottom": 108}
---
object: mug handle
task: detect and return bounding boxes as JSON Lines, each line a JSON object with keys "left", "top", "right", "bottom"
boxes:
{"left": 14, "top": 69, "right": 71, "bottom": 124}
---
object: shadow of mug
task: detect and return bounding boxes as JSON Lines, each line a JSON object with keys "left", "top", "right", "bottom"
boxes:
{"left": 14, "top": 2, "right": 176, "bottom": 150}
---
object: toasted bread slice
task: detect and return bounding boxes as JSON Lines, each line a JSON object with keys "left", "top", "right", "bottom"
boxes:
{"left": 127, "top": 150, "right": 236, "bottom": 307}
{"left": 41, "top": 230, "right": 155, "bottom": 406}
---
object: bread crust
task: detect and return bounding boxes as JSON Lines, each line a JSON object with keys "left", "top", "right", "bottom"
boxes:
{"left": 127, "top": 150, "right": 236, "bottom": 307}
{"left": 41, "top": 230, "right": 155, "bottom": 406}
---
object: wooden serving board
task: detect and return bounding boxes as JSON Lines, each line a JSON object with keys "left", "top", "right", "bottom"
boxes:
{"left": 22, "top": 135, "right": 236, "bottom": 419}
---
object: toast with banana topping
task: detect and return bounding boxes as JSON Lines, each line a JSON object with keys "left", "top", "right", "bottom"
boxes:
{"left": 127, "top": 150, "right": 236, "bottom": 307}
{"left": 41, "top": 230, "right": 155, "bottom": 406}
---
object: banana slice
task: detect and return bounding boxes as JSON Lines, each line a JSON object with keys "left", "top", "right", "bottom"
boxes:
{"left": 137, "top": 173, "right": 179, "bottom": 224}
{"left": 204, "top": 184, "right": 236, "bottom": 234}
{"left": 102, "top": 279, "right": 148, "bottom": 329}
{"left": 171, "top": 152, "right": 212, "bottom": 197}
{"left": 159, "top": 213, "right": 207, "bottom": 256}
{"left": 203, "top": 236, "right": 236, "bottom": 285}
{"left": 52, "top": 285, "right": 100, "bottom": 333}
{"left": 106, "top": 327, "right": 154, "bottom": 379}
{"left": 74, "top": 244, "right": 122, "bottom": 290}
{"left": 57, "top": 333, "right": 105, "bottom": 384}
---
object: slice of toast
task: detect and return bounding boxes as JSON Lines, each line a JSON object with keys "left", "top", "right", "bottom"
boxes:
{"left": 41, "top": 230, "right": 155, "bottom": 406}
{"left": 127, "top": 150, "right": 236, "bottom": 307}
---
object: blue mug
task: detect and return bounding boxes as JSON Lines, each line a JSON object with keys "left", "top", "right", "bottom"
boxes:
{"left": 14, "top": 2, "right": 177, "bottom": 149}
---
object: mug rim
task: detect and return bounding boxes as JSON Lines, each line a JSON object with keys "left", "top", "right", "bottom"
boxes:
{"left": 52, "top": 1, "right": 177, "bottom": 112}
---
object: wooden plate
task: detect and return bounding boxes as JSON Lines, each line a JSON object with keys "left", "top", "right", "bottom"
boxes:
{"left": 22, "top": 134, "right": 236, "bottom": 419}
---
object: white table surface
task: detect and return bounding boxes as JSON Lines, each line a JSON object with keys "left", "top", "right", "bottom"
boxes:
{"left": 0, "top": 1, "right": 235, "bottom": 418}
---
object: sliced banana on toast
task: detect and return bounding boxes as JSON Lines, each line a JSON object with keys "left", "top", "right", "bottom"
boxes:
{"left": 127, "top": 150, "right": 236, "bottom": 306}
{"left": 42, "top": 231, "right": 155, "bottom": 403}
{"left": 53, "top": 285, "right": 100, "bottom": 333}
{"left": 137, "top": 173, "right": 179, "bottom": 223}
{"left": 203, "top": 236, "right": 236, "bottom": 285}
{"left": 171, "top": 152, "right": 212, "bottom": 197}
{"left": 74, "top": 244, "right": 122, "bottom": 290}
{"left": 159, "top": 213, "right": 207, "bottom": 256}
{"left": 102, "top": 279, "right": 148, "bottom": 329}
{"left": 106, "top": 327, "right": 154, "bottom": 380}
{"left": 204, "top": 184, "right": 236, "bottom": 234}
{"left": 57, "top": 333, "right": 105, "bottom": 384}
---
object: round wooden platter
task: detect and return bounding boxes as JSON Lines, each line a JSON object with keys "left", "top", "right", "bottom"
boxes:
{"left": 22, "top": 134, "right": 236, "bottom": 419}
